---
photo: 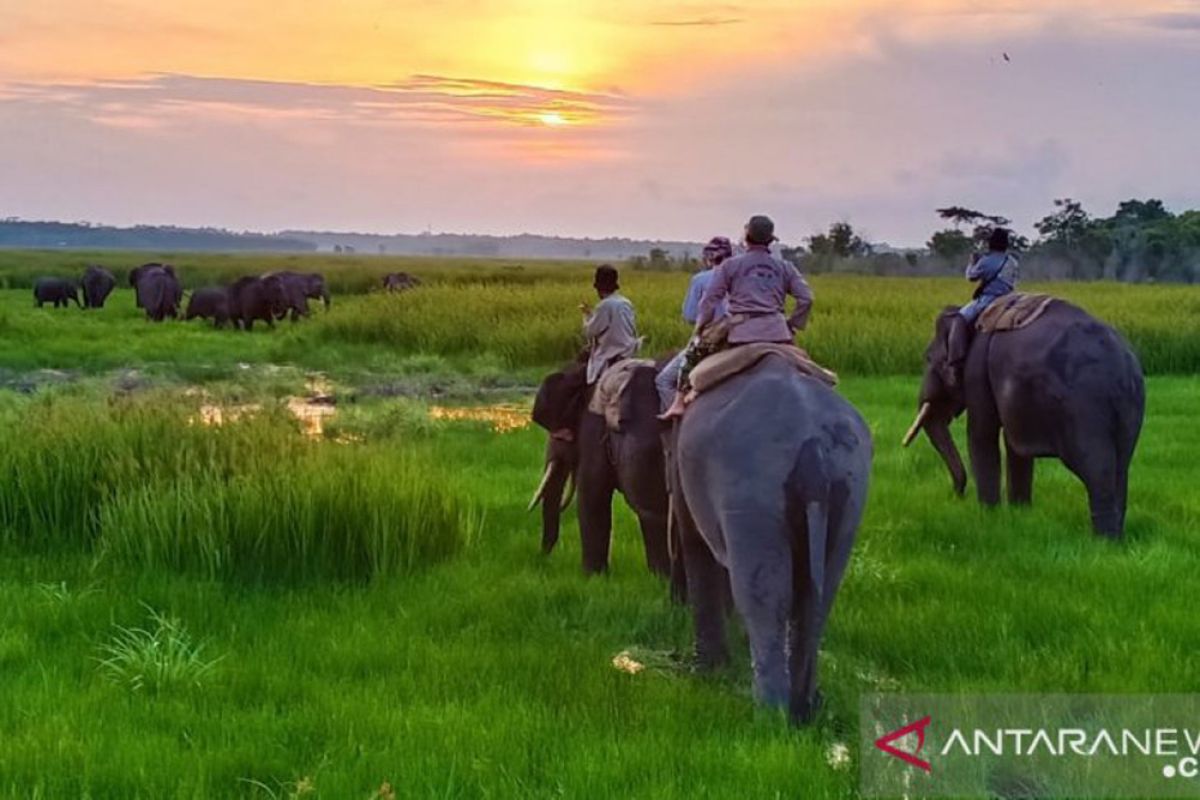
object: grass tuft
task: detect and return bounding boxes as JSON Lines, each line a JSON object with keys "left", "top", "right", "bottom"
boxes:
{"left": 96, "top": 607, "right": 221, "bottom": 692}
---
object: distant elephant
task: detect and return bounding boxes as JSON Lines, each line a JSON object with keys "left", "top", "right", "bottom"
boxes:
{"left": 530, "top": 361, "right": 671, "bottom": 577}
{"left": 383, "top": 272, "right": 421, "bottom": 292}
{"left": 80, "top": 265, "right": 116, "bottom": 309}
{"left": 33, "top": 277, "right": 81, "bottom": 308}
{"left": 228, "top": 275, "right": 287, "bottom": 331}
{"left": 267, "top": 271, "right": 330, "bottom": 321}
{"left": 905, "top": 302, "right": 1144, "bottom": 537}
{"left": 129, "top": 263, "right": 182, "bottom": 321}
{"left": 185, "top": 287, "right": 231, "bottom": 328}
{"left": 668, "top": 355, "right": 872, "bottom": 722}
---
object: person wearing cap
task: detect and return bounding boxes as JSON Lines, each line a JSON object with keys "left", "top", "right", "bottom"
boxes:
{"left": 581, "top": 264, "right": 639, "bottom": 385}
{"left": 660, "top": 215, "right": 813, "bottom": 419}
{"left": 943, "top": 227, "right": 1020, "bottom": 391}
{"left": 654, "top": 236, "right": 733, "bottom": 410}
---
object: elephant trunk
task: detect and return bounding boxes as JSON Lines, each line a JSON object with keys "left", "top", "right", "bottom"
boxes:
{"left": 923, "top": 415, "right": 968, "bottom": 496}
{"left": 528, "top": 457, "right": 572, "bottom": 554}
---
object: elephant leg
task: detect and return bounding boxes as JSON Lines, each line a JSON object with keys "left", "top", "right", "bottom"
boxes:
{"left": 676, "top": 496, "right": 730, "bottom": 670}
{"left": 724, "top": 510, "right": 792, "bottom": 710}
{"left": 1005, "top": 443, "right": 1034, "bottom": 506}
{"left": 967, "top": 407, "right": 1002, "bottom": 507}
{"left": 634, "top": 508, "right": 670, "bottom": 578}
{"left": 576, "top": 415, "right": 616, "bottom": 574}
{"left": 1063, "top": 444, "right": 1122, "bottom": 538}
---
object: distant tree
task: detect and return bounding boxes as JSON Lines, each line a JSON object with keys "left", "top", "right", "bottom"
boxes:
{"left": 936, "top": 206, "right": 987, "bottom": 229}
{"left": 648, "top": 247, "right": 670, "bottom": 270}
{"left": 927, "top": 229, "right": 974, "bottom": 262}
{"left": 1113, "top": 199, "right": 1172, "bottom": 227}
{"left": 807, "top": 222, "right": 868, "bottom": 259}
{"left": 780, "top": 245, "right": 807, "bottom": 268}
{"left": 1035, "top": 199, "right": 1091, "bottom": 247}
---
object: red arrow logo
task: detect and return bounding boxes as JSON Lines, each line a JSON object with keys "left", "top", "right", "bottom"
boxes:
{"left": 874, "top": 715, "right": 933, "bottom": 772}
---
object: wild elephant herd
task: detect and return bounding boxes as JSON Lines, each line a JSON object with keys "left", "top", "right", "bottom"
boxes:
{"left": 32, "top": 265, "right": 421, "bottom": 329}
{"left": 529, "top": 294, "right": 1146, "bottom": 723}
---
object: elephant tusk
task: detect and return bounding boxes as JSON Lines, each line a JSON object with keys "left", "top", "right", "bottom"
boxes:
{"left": 560, "top": 471, "right": 576, "bottom": 512}
{"left": 527, "top": 462, "right": 555, "bottom": 512}
{"left": 902, "top": 402, "right": 932, "bottom": 448}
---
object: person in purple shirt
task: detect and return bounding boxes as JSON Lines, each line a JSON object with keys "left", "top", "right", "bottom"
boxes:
{"left": 654, "top": 236, "right": 733, "bottom": 410}
{"left": 660, "top": 215, "right": 814, "bottom": 419}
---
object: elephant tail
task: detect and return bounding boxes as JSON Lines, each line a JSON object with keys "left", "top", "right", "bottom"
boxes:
{"left": 787, "top": 438, "right": 831, "bottom": 608}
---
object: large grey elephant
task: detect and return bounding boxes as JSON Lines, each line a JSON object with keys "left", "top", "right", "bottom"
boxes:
{"left": 129, "top": 263, "right": 182, "bottom": 321}
{"left": 669, "top": 355, "right": 872, "bottom": 722}
{"left": 529, "top": 361, "right": 671, "bottom": 577}
{"left": 80, "top": 265, "right": 116, "bottom": 309}
{"left": 906, "top": 302, "right": 1144, "bottom": 537}
{"left": 228, "top": 275, "right": 287, "bottom": 331}
{"left": 33, "top": 277, "right": 81, "bottom": 308}
{"left": 268, "top": 271, "right": 330, "bottom": 321}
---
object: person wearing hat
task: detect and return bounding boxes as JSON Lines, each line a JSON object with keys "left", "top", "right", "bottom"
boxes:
{"left": 654, "top": 236, "right": 734, "bottom": 410}
{"left": 580, "top": 264, "right": 640, "bottom": 385}
{"left": 660, "top": 215, "right": 813, "bottom": 419}
{"left": 943, "top": 226, "right": 1020, "bottom": 391}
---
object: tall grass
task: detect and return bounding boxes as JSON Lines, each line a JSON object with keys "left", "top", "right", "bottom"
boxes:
{"left": 0, "top": 393, "right": 477, "bottom": 581}
{"left": 2, "top": 252, "right": 1198, "bottom": 375}
{"left": 99, "top": 446, "right": 481, "bottom": 583}
{"left": 316, "top": 274, "right": 1200, "bottom": 375}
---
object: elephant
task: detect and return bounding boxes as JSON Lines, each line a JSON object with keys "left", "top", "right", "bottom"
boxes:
{"left": 529, "top": 361, "right": 671, "bottom": 578}
{"left": 185, "top": 287, "right": 232, "bottom": 328}
{"left": 905, "top": 302, "right": 1145, "bottom": 538}
{"left": 80, "top": 265, "right": 116, "bottom": 309}
{"left": 267, "top": 271, "right": 330, "bottom": 321}
{"left": 668, "top": 354, "right": 872, "bottom": 722}
{"left": 33, "top": 277, "right": 81, "bottom": 308}
{"left": 228, "top": 275, "right": 287, "bottom": 331}
{"left": 129, "top": 263, "right": 182, "bottom": 321}
{"left": 383, "top": 272, "right": 421, "bottom": 292}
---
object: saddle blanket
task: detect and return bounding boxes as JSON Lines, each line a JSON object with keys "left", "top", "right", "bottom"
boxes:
{"left": 977, "top": 292, "right": 1056, "bottom": 333}
{"left": 690, "top": 343, "right": 837, "bottom": 396}
{"left": 588, "top": 358, "right": 657, "bottom": 430}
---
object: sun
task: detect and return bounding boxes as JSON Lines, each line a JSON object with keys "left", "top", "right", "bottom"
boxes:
{"left": 537, "top": 111, "right": 568, "bottom": 127}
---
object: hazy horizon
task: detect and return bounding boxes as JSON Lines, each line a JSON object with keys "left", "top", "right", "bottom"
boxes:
{"left": 3, "top": 1, "right": 1199, "bottom": 247}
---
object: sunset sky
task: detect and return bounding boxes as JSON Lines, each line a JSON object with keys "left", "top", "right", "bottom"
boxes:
{"left": 2, "top": 1, "right": 1198, "bottom": 244}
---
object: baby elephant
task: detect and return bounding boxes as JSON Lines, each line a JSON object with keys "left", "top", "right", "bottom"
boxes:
{"left": 33, "top": 277, "right": 81, "bottom": 308}
{"left": 185, "top": 287, "right": 232, "bottom": 328}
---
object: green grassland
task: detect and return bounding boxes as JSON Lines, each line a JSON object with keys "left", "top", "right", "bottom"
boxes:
{"left": 1, "top": 251, "right": 1198, "bottom": 798}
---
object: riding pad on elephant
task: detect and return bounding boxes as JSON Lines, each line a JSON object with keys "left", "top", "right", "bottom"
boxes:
{"left": 975, "top": 292, "right": 1055, "bottom": 332}
{"left": 690, "top": 343, "right": 837, "bottom": 397}
{"left": 588, "top": 358, "right": 657, "bottom": 430}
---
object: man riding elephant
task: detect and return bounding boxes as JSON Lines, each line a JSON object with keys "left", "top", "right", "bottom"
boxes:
{"left": 943, "top": 227, "right": 1020, "bottom": 392}
{"left": 654, "top": 236, "right": 732, "bottom": 411}
{"left": 660, "top": 215, "right": 814, "bottom": 419}
{"left": 581, "top": 265, "right": 639, "bottom": 386}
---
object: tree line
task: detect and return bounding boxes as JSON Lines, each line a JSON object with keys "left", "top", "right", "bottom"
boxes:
{"left": 629, "top": 198, "right": 1200, "bottom": 283}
